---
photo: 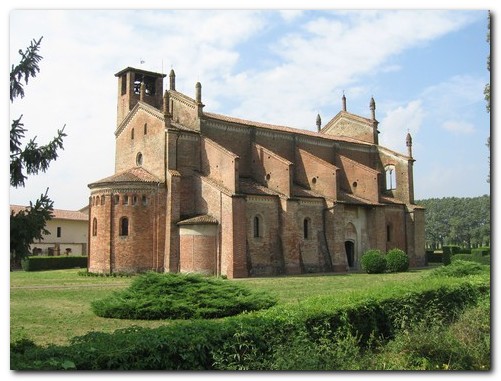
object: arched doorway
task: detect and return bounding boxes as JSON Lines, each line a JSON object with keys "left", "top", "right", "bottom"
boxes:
{"left": 345, "top": 241, "right": 355, "bottom": 268}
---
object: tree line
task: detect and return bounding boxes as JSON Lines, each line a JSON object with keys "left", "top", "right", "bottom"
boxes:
{"left": 416, "top": 195, "right": 490, "bottom": 250}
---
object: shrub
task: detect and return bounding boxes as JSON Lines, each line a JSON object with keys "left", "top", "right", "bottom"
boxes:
{"left": 360, "top": 250, "right": 387, "bottom": 274}
{"left": 472, "top": 247, "right": 490, "bottom": 257}
{"left": 21, "top": 256, "right": 87, "bottom": 271}
{"left": 451, "top": 254, "right": 490, "bottom": 266}
{"left": 426, "top": 260, "right": 488, "bottom": 278}
{"left": 385, "top": 249, "right": 409, "bottom": 273}
{"left": 426, "top": 251, "right": 442, "bottom": 263}
{"left": 91, "top": 272, "right": 277, "bottom": 320}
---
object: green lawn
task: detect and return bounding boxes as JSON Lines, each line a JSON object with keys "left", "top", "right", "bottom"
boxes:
{"left": 11, "top": 268, "right": 428, "bottom": 346}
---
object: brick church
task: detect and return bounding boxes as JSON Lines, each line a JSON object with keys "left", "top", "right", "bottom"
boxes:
{"left": 87, "top": 66, "right": 425, "bottom": 278}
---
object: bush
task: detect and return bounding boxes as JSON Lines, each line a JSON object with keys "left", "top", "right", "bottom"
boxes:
{"left": 426, "top": 260, "right": 488, "bottom": 278}
{"left": 472, "top": 247, "right": 490, "bottom": 257}
{"left": 360, "top": 250, "right": 387, "bottom": 274}
{"left": 426, "top": 251, "right": 442, "bottom": 263}
{"left": 451, "top": 254, "right": 490, "bottom": 266}
{"left": 21, "top": 256, "right": 87, "bottom": 271}
{"left": 91, "top": 272, "right": 277, "bottom": 320}
{"left": 385, "top": 249, "right": 409, "bottom": 273}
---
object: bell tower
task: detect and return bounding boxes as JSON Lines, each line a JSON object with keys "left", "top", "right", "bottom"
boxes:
{"left": 114, "top": 67, "right": 167, "bottom": 126}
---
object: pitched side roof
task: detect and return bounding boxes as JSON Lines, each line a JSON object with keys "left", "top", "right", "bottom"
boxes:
{"left": 177, "top": 214, "right": 218, "bottom": 225}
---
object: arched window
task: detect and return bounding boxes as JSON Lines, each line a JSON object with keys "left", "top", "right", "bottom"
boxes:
{"left": 136, "top": 152, "right": 143, "bottom": 166}
{"left": 142, "top": 195, "right": 148, "bottom": 206}
{"left": 253, "top": 215, "right": 262, "bottom": 238}
{"left": 303, "top": 218, "right": 311, "bottom": 239}
{"left": 119, "top": 217, "right": 129, "bottom": 236}
{"left": 385, "top": 165, "right": 396, "bottom": 190}
{"left": 92, "top": 218, "right": 97, "bottom": 236}
{"left": 101, "top": 196, "right": 105, "bottom": 205}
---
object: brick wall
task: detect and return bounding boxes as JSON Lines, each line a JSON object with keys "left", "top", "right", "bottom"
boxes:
{"left": 295, "top": 148, "right": 338, "bottom": 199}
{"left": 246, "top": 196, "right": 282, "bottom": 276}
{"left": 201, "top": 137, "right": 239, "bottom": 193}
{"left": 251, "top": 143, "right": 292, "bottom": 197}
{"left": 338, "top": 154, "right": 380, "bottom": 202}
{"left": 115, "top": 108, "right": 166, "bottom": 181}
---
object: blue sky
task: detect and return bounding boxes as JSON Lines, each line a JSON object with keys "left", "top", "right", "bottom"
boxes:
{"left": 8, "top": 6, "right": 491, "bottom": 210}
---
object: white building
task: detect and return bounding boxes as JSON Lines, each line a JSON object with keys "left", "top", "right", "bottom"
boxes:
{"left": 10, "top": 205, "right": 89, "bottom": 256}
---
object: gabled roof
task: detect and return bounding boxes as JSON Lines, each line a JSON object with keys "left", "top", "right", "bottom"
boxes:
{"left": 88, "top": 167, "right": 162, "bottom": 188}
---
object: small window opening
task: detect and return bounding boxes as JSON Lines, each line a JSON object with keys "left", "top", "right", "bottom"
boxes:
{"left": 131, "top": 128, "right": 135, "bottom": 140}
{"left": 303, "top": 218, "right": 311, "bottom": 239}
{"left": 253, "top": 216, "right": 261, "bottom": 238}
{"left": 57, "top": 227, "right": 62, "bottom": 238}
{"left": 121, "top": 74, "right": 127, "bottom": 95}
{"left": 133, "top": 74, "right": 156, "bottom": 95}
{"left": 136, "top": 152, "right": 143, "bottom": 166}
{"left": 142, "top": 195, "right": 148, "bottom": 206}
{"left": 119, "top": 217, "right": 129, "bottom": 236}
{"left": 385, "top": 165, "right": 396, "bottom": 190}
{"left": 123, "top": 195, "right": 129, "bottom": 205}
{"left": 92, "top": 218, "right": 98, "bottom": 236}
{"left": 101, "top": 196, "right": 105, "bottom": 205}
{"left": 144, "top": 123, "right": 147, "bottom": 135}
{"left": 114, "top": 195, "right": 120, "bottom": 205}
{"left": 132, "top": 195, "right": 138, "bottom": 205}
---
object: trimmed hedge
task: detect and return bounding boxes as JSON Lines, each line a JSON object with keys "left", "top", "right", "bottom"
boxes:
{"left": 21, "top": 256, "right": 88, "bottom": 271}
{"left": 452, "top": 254, "right": 491, "bottom": 266}
{"left": 11, "top": 275, "right": 489, "bottom": 370}
{"left": 426, "top": 251, "right": 443, "bottom": 263}
{"left": 472, "top": 247, "right": 490, "bottom": 257}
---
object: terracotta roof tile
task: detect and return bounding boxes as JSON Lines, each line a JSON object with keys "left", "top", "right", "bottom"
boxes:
{"left": 204, "top": 112, "right": 371, "bottom": 145}
{"left": 89, "top": 167, "right": 161, "bottom": 187}
{"left": 10, "top": 205, "right": 88, "bottom": 221}
{"left": 177, "top": 214, "right": 218, "bottom": 225}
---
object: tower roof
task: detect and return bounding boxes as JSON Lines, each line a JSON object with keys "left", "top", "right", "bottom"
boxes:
{"left": 114, "top": 66, "right": 167, "bottom": 78}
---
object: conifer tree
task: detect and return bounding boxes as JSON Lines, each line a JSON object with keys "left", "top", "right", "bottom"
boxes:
{"left": 10, "top": 37, "right": 67, "bottom": 269}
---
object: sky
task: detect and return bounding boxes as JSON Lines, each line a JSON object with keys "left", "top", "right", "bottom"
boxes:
{"left": 7, "top": 4, "right": 492, "bottom": 212}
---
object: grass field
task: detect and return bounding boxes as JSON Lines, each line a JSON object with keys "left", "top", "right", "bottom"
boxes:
{"left": 11, "top": 268, "right": 431, "bottom": 346}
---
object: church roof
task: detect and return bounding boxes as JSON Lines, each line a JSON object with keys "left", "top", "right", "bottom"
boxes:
{"left": 177, "top": 214, "right": 218, "bottom": 225}
{"left": 88, "top": 167, "right": 162, "bottom": 188}
{"left": 204, "top": 112, "right": 372, "bottom": 146}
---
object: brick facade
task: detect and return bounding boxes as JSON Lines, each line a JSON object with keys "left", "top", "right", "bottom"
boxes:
{"left": 87, "top": 66, "right": 425, "bottom": 278}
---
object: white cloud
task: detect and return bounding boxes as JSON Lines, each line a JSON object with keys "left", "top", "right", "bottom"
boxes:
{"left": 379, "top": 100, "right": 425, "bottom": 152}
{"left": 442, "top": 120, "right": 475, "bottom": 134}
{"left": 278, "top": 10, "right": 303, "bottom": 22}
